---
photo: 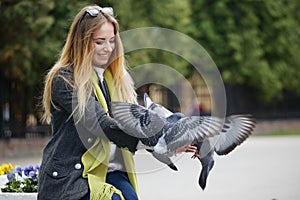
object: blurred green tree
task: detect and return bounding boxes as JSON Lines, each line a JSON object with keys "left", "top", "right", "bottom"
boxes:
{"left": 1, "top": 0, "right": 300, "bottom": 135}
{"left": 190, "top": 0, "right": 300, "bottom": 104}
{"left": 112, "top": 0, "right": 193, "bottom": 78}
{"left": 0, "top": 0, "right": 54, "bottom": 84}
{"left": 0, "top": 0, "right": 94, "bottom": 85}
{"left": 0, "top": 0, "right": 90, "bottom": 134}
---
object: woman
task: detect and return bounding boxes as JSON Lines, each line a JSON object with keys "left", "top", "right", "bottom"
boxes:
{"left": 38, "top": 5, "right": 140, "bottom": 200}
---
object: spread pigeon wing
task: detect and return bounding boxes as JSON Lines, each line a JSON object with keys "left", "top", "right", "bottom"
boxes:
{"left": 213, "top": 115, "right": 255, "bottom": 155}
{"left": 159, "top": 116, "right": 224, "bottom": 154}
{"left": 111, "top": 102, "right": 165, "bottom": 139}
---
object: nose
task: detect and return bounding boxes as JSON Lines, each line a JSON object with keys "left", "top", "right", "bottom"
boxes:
{"left": 103, "top": 41, "right": 113, "bottom": 52}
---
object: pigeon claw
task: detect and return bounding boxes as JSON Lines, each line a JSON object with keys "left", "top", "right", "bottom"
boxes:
{"left": 191, "top": 152, "right": 200, "bottom": 159}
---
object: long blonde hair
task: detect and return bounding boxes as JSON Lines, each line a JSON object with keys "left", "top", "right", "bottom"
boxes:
{"left": 42, "top": 5, "right": 137, "bottom": 124}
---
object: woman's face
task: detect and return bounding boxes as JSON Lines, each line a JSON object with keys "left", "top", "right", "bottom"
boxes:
{"left": 92, "top": 21, "right": 116, "bottom": 68}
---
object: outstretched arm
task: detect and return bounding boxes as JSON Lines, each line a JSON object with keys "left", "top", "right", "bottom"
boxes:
{"left": 51, "top": 69, "right": 139, "bottom": 152}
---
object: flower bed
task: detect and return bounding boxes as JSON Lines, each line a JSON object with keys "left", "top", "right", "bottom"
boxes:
{"left": 0, "top": 163, "right": 39, "bottom": 199}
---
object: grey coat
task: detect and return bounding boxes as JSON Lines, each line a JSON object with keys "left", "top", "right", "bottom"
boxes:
{"left": 37, "top": 67, "right": 137, "bottom": 200}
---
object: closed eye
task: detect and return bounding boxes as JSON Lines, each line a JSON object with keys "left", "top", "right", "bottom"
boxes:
{"left": 94, "top": 36, "right": 115, "bottom": 46}
{"left": 95, "top": 41, "right": 105, "bottom": 45}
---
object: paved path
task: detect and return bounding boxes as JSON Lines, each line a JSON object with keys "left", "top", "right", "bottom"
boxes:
{"left": 135, "top": 136, "right": 300, "bottom": 200}
{"left": 1, "top": 136, "right": 300, "bottom": 200}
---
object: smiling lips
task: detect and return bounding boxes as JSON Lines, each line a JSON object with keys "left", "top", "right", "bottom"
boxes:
{"left": 99, "top": 53, "right": 110, "bottom": 59}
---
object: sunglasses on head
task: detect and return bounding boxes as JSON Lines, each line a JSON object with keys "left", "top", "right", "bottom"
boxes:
{"left": 77, "top": 7, "right": 114, "bottom": 33}
{"left": 85, "top": 7, "right": 114, "bottom": 17}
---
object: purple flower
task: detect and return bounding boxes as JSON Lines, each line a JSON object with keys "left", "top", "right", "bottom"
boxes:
{"left": 35, "top": 165, "right": 40, "bottom": 170}
{"left": 28, "top": 171, "right": 36, "bottom": 178}
{"left": 6, "top": 173, "right": 16, "bottom": 182}
{"left": 15, "top": 167, "right": 23, "bottom": 176}
{"left": 24, "top": 165, "right": 34, "bottom": 176}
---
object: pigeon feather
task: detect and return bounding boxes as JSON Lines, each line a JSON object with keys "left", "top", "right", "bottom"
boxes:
{"left": 111, "top": 102, "right": 165, "bottom": 139}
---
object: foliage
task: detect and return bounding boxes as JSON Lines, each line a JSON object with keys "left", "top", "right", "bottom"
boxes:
{"left": 0, "top": 0, "right": 54, "bottom": 85}
{"left": 112, "top": 0, "right": 193, "bottom": 77}
{"left": 190, "top": 0, "right": 300, "bottom": 103}
{"left": 0, "top": 0, "right": 94, "bottom": 85}
{"left": 0, "top": 0, "right": 300, "bottom": 118}
{"left": 0, "top": 0, "right": 91, "bottom": 116}
{"left": 1, "top": 165, "right": 39, "bottom": 193}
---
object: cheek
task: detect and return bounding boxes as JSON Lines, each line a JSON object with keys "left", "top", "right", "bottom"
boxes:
{"left": 93, "top": 44, "right": 101, "bottom": 52}
{"left": 111, "top": 43, "right": 116, "bottom": 53}
{"left": 92, "top": 49, "right": 100, "bottom": 65}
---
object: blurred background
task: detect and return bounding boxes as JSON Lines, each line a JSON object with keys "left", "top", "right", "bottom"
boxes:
{"left": 1, "top": 0, "right": 300, "bottom": 199}
{"left": 1, "top": 0, "right": 300, "bottom": 172}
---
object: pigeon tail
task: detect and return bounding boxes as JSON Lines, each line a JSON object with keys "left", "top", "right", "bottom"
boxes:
{"left": 168, "top": 163, "right": 178, "bottom": 171}
{"left": 149, "top": 150, "right": 178, "bottom": 171}
{"left": 199, "top": 159, "right": 214, "bottom": 190}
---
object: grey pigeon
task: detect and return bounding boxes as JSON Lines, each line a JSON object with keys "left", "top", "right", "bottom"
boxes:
{"left": 111, "top": 97, "right": 254, "bottom": 174}
{"left": 111, "top": 101, "right": 222, "bottom": 173}
{"left": 111, "top": 101, "right": 224, "bottom": 156}
{"left": 143, "top": 93, "right": 256, "bottom": 190}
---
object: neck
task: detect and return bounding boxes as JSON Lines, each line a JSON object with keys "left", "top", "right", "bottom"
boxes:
{"left": 94, "top": 67, "right": 105, "bottom": 81}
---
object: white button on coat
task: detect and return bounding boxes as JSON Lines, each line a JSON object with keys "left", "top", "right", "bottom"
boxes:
{"left": 75, "top": 163, "right": 82, "bottom": 170}
{"left": 87, "top": 138, "right": 93, "bottom": 143}
{"left": 52, "top": 171, "right": 58, "bottom": 177}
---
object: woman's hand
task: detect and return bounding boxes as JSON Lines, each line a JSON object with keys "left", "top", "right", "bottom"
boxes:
{"left": 174, "top": 145, "right": 197, "bottom": 156}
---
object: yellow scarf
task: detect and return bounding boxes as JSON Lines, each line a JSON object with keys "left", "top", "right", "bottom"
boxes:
{"left": 81, "top": 70, "right": 138, "bottom": 200}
